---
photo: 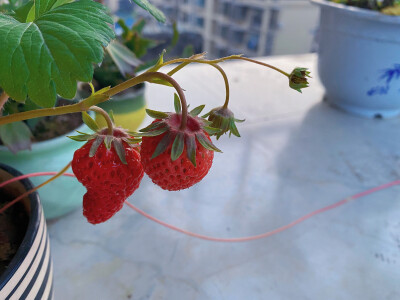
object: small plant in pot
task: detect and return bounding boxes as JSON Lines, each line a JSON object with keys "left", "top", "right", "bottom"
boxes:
{"left": 312, "top": 0, "right": 400, "bottom": 118}
{"left": 0, "top": 0, "right": 310, "bottom": 295}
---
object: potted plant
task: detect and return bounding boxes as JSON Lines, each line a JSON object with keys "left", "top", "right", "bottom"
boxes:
{"left": 0, "top": 0, "right": 310, "bottom": 224}
{"left": 311, "top": 0, "right": 400, "bottom": 118}
{"left": 0, "top": 163, "right": 52, "bottom": 299}
{"left": 0, "top": 0, "right": 179, "bottom": 219}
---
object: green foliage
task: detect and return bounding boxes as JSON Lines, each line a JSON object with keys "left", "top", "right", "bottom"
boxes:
{"left": 329, "top": 0, "right": 400, "bottom": 14}
{"left": 131, "top": 0, "right": 165, "bottom": 23}
{"left": 0, "top": 0, "right": 114, "bottom": 108}
{"left": 0, "top": 121, "right": 32, "bottom": 153}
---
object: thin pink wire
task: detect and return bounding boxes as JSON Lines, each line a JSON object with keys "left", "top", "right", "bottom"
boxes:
{"left": 2, "top": 172, "right": 400, "bottom": 243}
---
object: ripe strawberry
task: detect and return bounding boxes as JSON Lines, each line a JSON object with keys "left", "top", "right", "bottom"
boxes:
{"left": 141, "top": 129, "right": 214, "bottom": 191}
{"left": 71, "top": 127, "right": 144, "bottom": 224}
{"left": 136, "top": 101, "right": 222, "bottom": 191}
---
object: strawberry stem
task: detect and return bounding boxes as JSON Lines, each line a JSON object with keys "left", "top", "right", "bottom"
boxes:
{"left": 233, "top": 57, "right": 290, "bottom": 77}
{"left": 89, "top": 106, "right": 113, "bottom": 135}
{"left": 211, "top": 64, "right": 230, "bottom": 109}
{"left": 105, "top": 72, "right": 188, "bottom": 130}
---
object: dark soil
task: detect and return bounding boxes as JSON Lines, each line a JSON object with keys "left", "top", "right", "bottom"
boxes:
{"left": 31, "top": 99, "right": 83, "bottom": 142}
{"left": 0, "top": 190, "right": 29, "bottom": 276}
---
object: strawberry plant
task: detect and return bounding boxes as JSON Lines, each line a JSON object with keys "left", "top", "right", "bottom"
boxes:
{"left": 0, "top": 0, "right": 311, "bottom": 224}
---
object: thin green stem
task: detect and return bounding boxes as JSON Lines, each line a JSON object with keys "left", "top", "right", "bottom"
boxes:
{"left": 210, "top": 64, "right": 230, "bottom": 109}
{"left": 163, "top": 55, "right": 290, "bottom": 78}
{"left": 167, "top": 61, "right": 230, "bottom": 109}
{"left": 0, "top": 162, "right": 71, "bottom": 214}
{"left": 89, "top": 106, "right": 113, "bottom": 135}
{"left": 234, "top": 57, "right": 290, "bottom": 77}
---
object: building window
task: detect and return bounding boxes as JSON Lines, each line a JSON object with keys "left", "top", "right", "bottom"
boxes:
{"left": 196, "top": 0, "right": 205, "bottom": 8}
{"left": 247, "top": 33, "right": 259, "bottom": 51}
{"left": 196, "top": 17, "right": 204, "bottom": 27}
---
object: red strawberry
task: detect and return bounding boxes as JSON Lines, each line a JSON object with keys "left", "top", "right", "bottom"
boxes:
{"left": 71, "top": 128, "right": 144, "bottom": 224}
{"left": 137, "top": 107, "right": 222, "bottom": 191}
{"left": 141, "top": 130, "right": 214, "bottom": 191}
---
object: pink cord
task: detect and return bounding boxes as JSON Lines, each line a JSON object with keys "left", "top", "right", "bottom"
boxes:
{"left": 2, "top": 172, "right": 400, "bottom": 242}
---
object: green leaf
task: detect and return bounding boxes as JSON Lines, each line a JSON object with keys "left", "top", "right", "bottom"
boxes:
{"left": 67, "top": 133, "right": 94, "bottom": 141}
{"left": 171, "top": 133, "right": 184, "bottom": 161}
{"left": 230, "top": 119, "right": 240, "bottom": 137}
{"left": 113, "top": 138, "right": 127, "bottom": 164}
{"left": 131, "top": 18, "right": 146, "bottom": 34}
{"left": 145, "top": 109, "right": 169, "bottom": 119}
{"left": 151, "top": 132, "right": 171, "bottom": 159}
{"left": 139, "top": 121, "right": 164, "bottom": 132}
{"left": 174, "top": 93, "right": 181, "bottom": 113}
{"left": 182, "top": 44, "right": 194, "bottom": 58}
{"left": 202, "top": 112, "right": 211, "bottom": 118}
{"left": 0, "top": 121, "right": 32, "bottom": 153}
{"left": 0, "top": 0, "right": 115, "bottom": 107}
{"left": 186, "top": 135, "right": 196, "bottom": 167}
{"left": 89, "top": 135, "right": 104, "bottom": 157}
{"left": 104, "top": 135, "right": 112, "bottom": 149}
{"left": 13, "top": 1, "right": 34, "bottom": 22}
{"left": 35, "top": 0, "right": 58, "bottom": 18}
{"left": 203, "top": 126, "right": 221, "bottom": 135}
{"left": 169, "top": 22, "right": 179, "bottom": 49}
{"left": 132, "top": 127, "right": 167, "bottom": 137}
{"left": 147, "top": 49, "right": 166, "bottom": 72}
{"left": 190, "top": 105, "right": 205, "bottom": 116}
{"left": 82, "top": 112, "right": 99, "bottom": 132}
{"left": 106, "top": 40, "right": 142, "bottom": 77}
{"left": 131, "top": 0, "right": 166, "bottom": 23}
{"left": 196, "top": 133, "right": 222, "bottom": 153}
{"left": 123, "top": 137, "right": 141, "bottom": 144}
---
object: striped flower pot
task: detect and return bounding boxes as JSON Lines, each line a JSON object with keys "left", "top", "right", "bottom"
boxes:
{"left": 0, "top": 164, "right": 53, "bottom": 300}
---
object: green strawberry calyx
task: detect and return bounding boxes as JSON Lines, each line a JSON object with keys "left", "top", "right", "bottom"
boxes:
{"left": 202, "top": 106, "right": 245, "bottom": 140}
{"left": 67, "top": 111, "right": 140, "bottom": 165}
{"left": 131, "top": 94, "right": 222, "bottom": 167}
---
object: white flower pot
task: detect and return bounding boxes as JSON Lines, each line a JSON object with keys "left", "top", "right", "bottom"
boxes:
{"left": 311, "top": 0, "right": 400, "bottom": 118}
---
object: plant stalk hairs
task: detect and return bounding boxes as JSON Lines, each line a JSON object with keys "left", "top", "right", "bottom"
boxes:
{"left": 0, "top": 0, "right": 310, "bottom": 224}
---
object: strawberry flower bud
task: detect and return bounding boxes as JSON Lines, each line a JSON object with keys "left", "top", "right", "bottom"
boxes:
{"left": 203, "top": 106, "right": 244, "bottom": 140}
{"left": 289, "top": 67, "right": 311, "bottom": 93}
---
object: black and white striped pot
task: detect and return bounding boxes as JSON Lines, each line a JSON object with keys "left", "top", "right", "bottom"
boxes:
{"left": 0, "top": 164, "right": 53, "bottom": 300}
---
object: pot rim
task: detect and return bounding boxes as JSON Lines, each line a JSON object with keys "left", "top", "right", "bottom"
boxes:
{"left": 0, "top": 164, "right": 41, "bottom": 290}
{"left": 311, "top": 0, "right": 400, "bottom": 24}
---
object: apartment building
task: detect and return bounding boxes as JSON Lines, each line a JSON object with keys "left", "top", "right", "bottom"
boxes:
{"left": 145, "top": 0, "right": 319, "bottom": 58}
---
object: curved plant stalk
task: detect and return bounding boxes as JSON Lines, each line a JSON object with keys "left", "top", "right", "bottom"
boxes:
{"left": 0, "top": 72, "right": 188, "bottom": 129}
{"left": 210, "top": 63, "right": 230, "bottom": 109}
{"left": 89, "top": 106, "right": 114, "bottom": 135}
{"left": 162, "top": 55, "right": 290, "bottom": 78}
